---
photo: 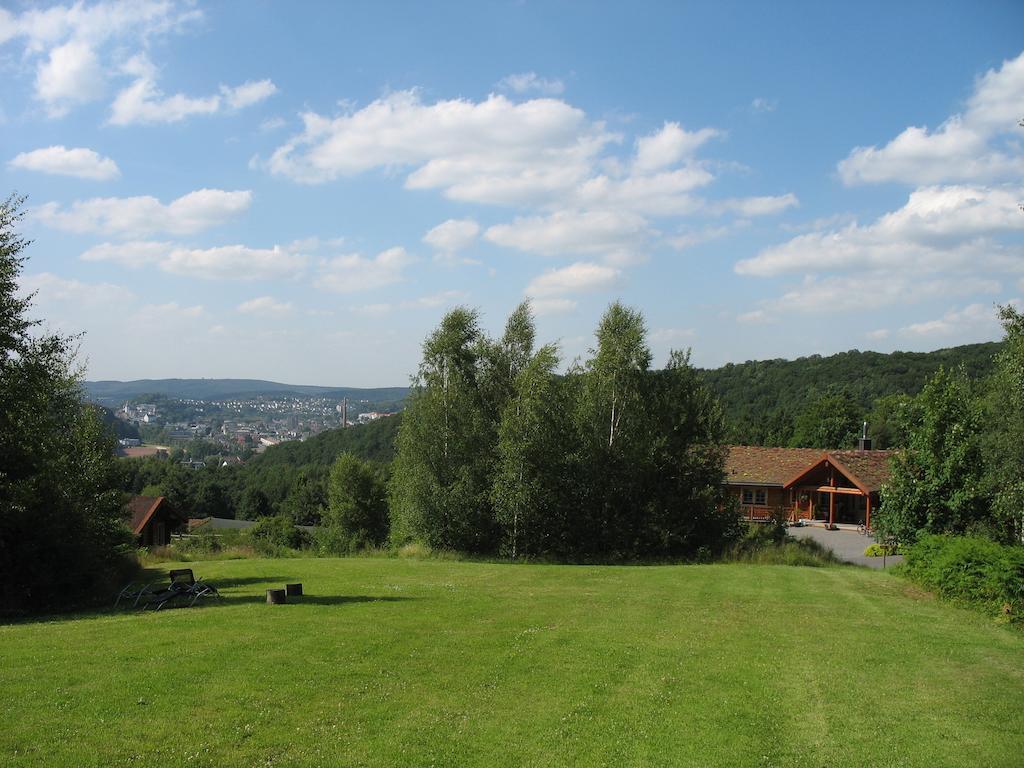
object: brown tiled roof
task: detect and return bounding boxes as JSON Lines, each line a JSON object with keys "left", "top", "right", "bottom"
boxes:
{"left": 827, "top": 450, "right": 894, "bottom": 493}
{"left": 724, "top": 446, "right": 825, "bottom": 486}
{"left": 127, "top": 495, "right": 165, "bottom": 535}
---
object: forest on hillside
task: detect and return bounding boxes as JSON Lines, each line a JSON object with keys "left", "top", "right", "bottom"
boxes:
{"left": 701, "top": 342, "right": 1001, "bottom": 447}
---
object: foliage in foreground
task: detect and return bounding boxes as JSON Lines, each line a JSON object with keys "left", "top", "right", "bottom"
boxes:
{"left": 899, "top": 534, "right": 1024, "bottom": 623}
{"left": 876, "top": 307, "right": 1024, "bottom": 546}
{"left": 390, "top": 301, "right": 736, "bottom": 560}
{"left": 0, "top": 195, "right": 136, "bottom": 613}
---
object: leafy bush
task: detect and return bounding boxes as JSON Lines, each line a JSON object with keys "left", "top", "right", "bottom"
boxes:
{"left": 725, "top": 523, "right": 840, "bottom": 567}
{"left": 246, "top": 515, "right": 310, "bottom": 554}
{"left": 864, "top": 542, "right": 901, "bottom": 557}
{"left": 900, "top": 534, "right": 1024, "bottom": 622}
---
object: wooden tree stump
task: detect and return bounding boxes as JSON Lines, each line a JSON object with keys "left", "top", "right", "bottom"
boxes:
{"left": 266, "top": 588, "right": 287, "bottom": 605}
{"left": 285, "top": 583, "right": 303, "bottom": 597}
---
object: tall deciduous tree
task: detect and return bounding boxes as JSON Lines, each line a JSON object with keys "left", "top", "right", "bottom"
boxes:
{"left": 322, "top": 453, "right": 388, "bottom": 551}
{"left": 492, "top": 343, "right": 572, "bottom": 559}
{"left": 789, "top": 388, "right": 863, "bottom": 449}
{"left": 0, "top": 195, "right": 135, "bottom": 613}
{"left": 982, "top": 305, "right": 1024, "bottom": 542}
{"left": 389, "top": 308, "right": 498, "bottom": 552}
{"left": 877, "top": 366, "right": 988, "bottom": 543}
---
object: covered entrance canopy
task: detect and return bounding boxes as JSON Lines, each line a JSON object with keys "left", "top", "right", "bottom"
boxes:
{"left": 783, "top": 451, "right": 892, "bottom": 527}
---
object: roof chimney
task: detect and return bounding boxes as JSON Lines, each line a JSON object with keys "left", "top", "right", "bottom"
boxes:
{"left": 858, "top": 421, "right": 873, "bottom": 451}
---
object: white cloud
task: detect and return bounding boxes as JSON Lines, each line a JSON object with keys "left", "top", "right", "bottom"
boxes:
{"left": 109, "top": 61, "right": 276, "bottom": 126}
{"left": 838, "top": 51, "right": 1024, "bottom": 186}
{"left": 423, "top": 218, "right": 480, "bottom": 253}
{"left": 265, "top": 90, "right": 614, "bottom": 206}
{"left": 35, "top": 40, "right": 105, "bottom": 117}
{"left": 650, "top": 327, "right": 696, "bottom": 344}
{"left": 716, "top": 193, "right": 799, "bottom": 217}
{"left": 19, "top": 271, "right": 133, "bottom": 306}
{"left": 404, "top": 290, "right": 467, "bottom": 309}
{"left": 574, "top": 168, "right": 711, "bottom": 217}
{"left": 668, "top": 224, "right": 735, "bottom": 250}
{"left": 317, "top": 247, "right": 417, "bottom": 293}
{"left": 237, "top": 296, "right": 292, "bottom": 314}
{"left": 259, "top": 116, "right": 287, "bottom": 132}
{"left": 163, "top": 244, "right": 307, "bottom": 281}
{"left": 80, "top": 240, "right": 173, "bottom": 267}
{"left": 750, "top": 97, "right": 777, "bottom": 113}
{"left": 866, "top": 329, "right": 890, "bottom": 340}
{"left": 532, "top": 297, "right": 577, "bottom": 316}
{"left": 748, "top": 274, "right": 1000, "bottom": 318}
{"left": 737, "top": 185, "right": 1024, "bottom": 277}
{"left": 35, "top": 189, "right": 252, "bottom": 237}
{"left": 222, "top": 79, "right": 277, "bottom": 110}
{"left": 130, "top": 301, "right": 205, "bottom": 325}
{"left": 633, "top": 122, "right": 719, "bottom": 174}
{"left": 900, "top": 303, "right": 1003, "bottom": 337}
{"left": 497, "top": 72, "right": 565, "bottom": 96}
{"left": 486, "top": 209, "right": 651, "bottom": 261}
{"left": 9, "top": 145, "right": 119, "bottom": 180}
{"left": 526, "top": 261, "right": 621, "bottom": 296}
{"left": 4, "top": 1, "right": 202, "bottom": 117}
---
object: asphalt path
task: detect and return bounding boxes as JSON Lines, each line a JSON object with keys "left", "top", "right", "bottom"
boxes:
{"left": 788, "top": 525, "right": 904, "bottom": 569}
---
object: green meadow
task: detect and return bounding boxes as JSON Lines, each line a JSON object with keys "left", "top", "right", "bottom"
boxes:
{"left": 2, "top": 559, "right": 1022, "bottom": 767}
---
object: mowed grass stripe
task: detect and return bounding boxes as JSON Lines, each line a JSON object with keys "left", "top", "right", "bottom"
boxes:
{"left": 1, "top": 559, "right": 1022, "bottom": 767}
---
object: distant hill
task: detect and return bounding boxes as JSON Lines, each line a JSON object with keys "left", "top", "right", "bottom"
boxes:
{"left": 700, "top": 341, "right": 1002, "bottom": 445}
{"left": 83, "top": 378, "right": 410, "bottom": 406}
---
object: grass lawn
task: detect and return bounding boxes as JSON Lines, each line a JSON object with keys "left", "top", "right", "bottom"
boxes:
{"left": 2, "top": 558, "right": 1022, "bottom": 767}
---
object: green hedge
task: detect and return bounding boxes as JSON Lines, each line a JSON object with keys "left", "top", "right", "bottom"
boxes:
{"left": 900, "top": 535, "right": 1024, "bottom": 623}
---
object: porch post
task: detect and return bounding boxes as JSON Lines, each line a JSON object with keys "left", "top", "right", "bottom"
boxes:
{"left": 828, "top": 465, "right": 836, "bottom": 527}
{"left": 866, "top": 494, "right": 872, "bottom": 530}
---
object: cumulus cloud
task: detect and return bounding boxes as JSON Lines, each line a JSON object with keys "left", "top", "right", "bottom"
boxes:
{"left": 163, "top": 245, "right": 307, "bottom": 281}
{"left": 737, "top": 185, "right": 1024, "bottom": 278}
{"left": 838, "top": 51, "right": 1024, "bottom": 185}
{"left": 35, "top": 188, "right": 252, "bottom": 237}
{"left": 715, "top": 193, "right": 799, "bottom": 217}
{"left": 110, "top": 58, "right": 277, "bottom": 125}
{"left": 633, "top": 122, "right": 719, "bottom": 173}
{"left": 19, "top": 271, "right": 134, "bottom": 306}
{"left": 497, "top": 72, "right": 565, "bottom": 96}
{"left": 80, "top": 240, "right": 173, "bottom": 267}
{"left": 486, "top": 209, "right": 651, "bottom": 261}
{"left": 35, "top": 40, "right": 105, "bottom": 117}
{"left": 526, "top": 261, "right": 621, "bottom": 296}
{"left": 423, "top": 218, "right": 480, "bottom": 253}
{"left": 9, "top": 145, "right": 119, "bottom": 180}
{"left": 316, "top": 247, "right": 417, "bottom": 293}
{"left": 404, "top": 290, "right": 467, "bottom": 309}
{"left": 3, "top": 1, "right": 202, "bottom": 117}
{"left": 900, "top": 302, "right": 1008, "bottom": 338}
{"left": 265, "top": 90, "right": 614, "bottom": 206}
{"left": 130, "top": 301, "right": 206, "bottom": 325}
{"left": 223, "top": 79, "right": 277, "bottom": 110}
{"left": 237, "top": 296, "right": 293, "bottom": 314}
{"left": 745, "top": 274, "right": 1000, "bottom": 319}
{"left": 532, "top": 297, "right": 577, "bottom": 316}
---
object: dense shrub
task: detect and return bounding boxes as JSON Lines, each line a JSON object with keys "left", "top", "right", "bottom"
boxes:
{"left": 246, "top": 515, "right": 310, "bottom": 554}
{"left": 900, "top": 535, "right": 1024, "bottom": 622}
{"left": 724, "top": 523, "right": 840, "bottom": 567}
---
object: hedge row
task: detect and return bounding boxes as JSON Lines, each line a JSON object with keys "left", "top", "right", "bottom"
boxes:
{"left": 900, "top": 534, "right": 1024, "bottom": 623}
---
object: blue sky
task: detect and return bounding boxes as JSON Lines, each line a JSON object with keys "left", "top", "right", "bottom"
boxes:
{"left": 3, "top": 0, "right": 1023, "bottom": 386}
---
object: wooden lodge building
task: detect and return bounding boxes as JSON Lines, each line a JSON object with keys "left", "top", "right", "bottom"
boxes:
{"left": 724, "top": 443, "right": 893, "bottom": 528}
{"left": 127, "top": 495, "right": 180, "bottom": 547}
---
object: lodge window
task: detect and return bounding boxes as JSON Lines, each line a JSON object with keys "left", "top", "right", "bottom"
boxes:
{"left": 741, "top": 489, "right": 768, "bottom": 506}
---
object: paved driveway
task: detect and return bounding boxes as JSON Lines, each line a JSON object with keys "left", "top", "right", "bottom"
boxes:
{"left": 788, "top": 525, "right": 904, "bottom": 569}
